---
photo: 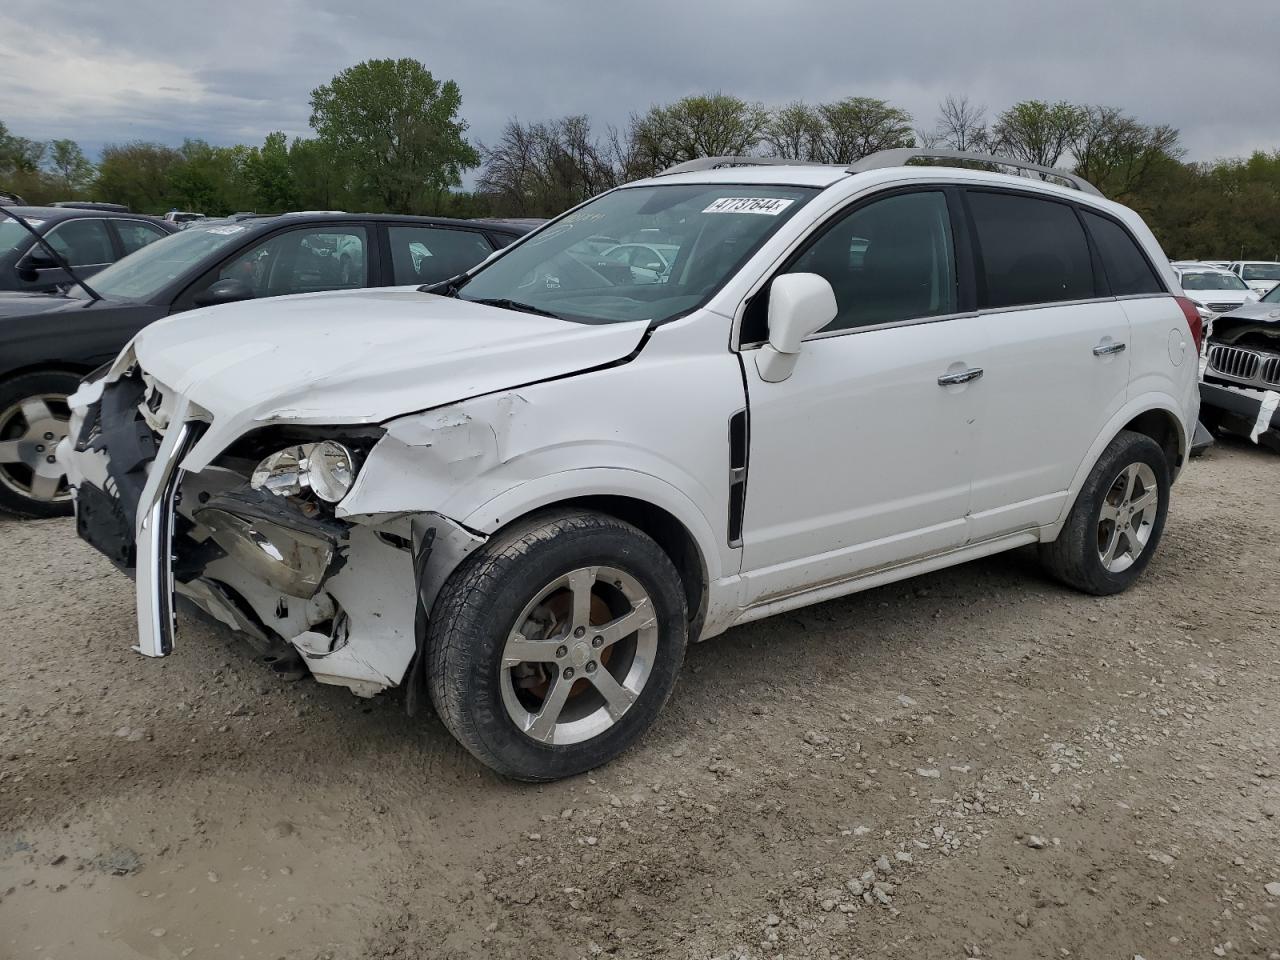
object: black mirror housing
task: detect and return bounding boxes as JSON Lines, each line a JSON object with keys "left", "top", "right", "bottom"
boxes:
{"left": 194, "top": 277, "right": 255, "bottom": 307}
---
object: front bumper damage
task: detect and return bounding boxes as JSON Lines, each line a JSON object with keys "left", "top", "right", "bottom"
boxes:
{"left": 61, "top": 366, "right": 484, "bottom": 697}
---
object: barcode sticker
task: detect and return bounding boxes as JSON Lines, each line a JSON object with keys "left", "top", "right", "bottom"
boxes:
{"left": 703, "top": 197, "right": 794, "bottom": 216}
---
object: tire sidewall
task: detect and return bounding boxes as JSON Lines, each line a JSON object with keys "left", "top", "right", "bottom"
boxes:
{"left": 0, "top": 370, "right": 81, "bottom": 519}
{"left": 429, "top": 515, "right": 688, "bottom": 781}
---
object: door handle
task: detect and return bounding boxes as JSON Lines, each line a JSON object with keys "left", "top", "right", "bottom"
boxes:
{"left": 1093, "top": 341, "right": 1127, "bottom": 356}
{"left": 937, "top": 367, "right": 984, "bottom": 386}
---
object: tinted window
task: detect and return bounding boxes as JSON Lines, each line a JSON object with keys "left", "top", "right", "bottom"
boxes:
{"left": 1082, "top": 211, "right": 1163, "bottom": 296}
{"left": 969, "top": 191, "right": 1094, "bottom": 308}
{"left": 787, "top": 190, "right": 957, "bottom": 333}
{"left": 115, "top": 220, "right": 168, "bottom": 255}
{"left": 388, "top": 226, "right": 492, "bottom": 285}
{"left": 1242, "top": 263, "right": 1280, "bottom": 281}
{"left": 219, "top": 227, "right": 367, "bottom": 297}
{"left": 44, "top": 219, "right": 113, "bottom": 266}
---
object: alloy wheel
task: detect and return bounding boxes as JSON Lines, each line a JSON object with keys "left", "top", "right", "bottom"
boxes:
{"left": 500, "top": 565, "right": 659, "bottom": 746}
{"left": 1097, "top": 462, "right": 1159, "bottom": 573}
{"left": 0, "top": 394, "right": 72, "bottom": 505}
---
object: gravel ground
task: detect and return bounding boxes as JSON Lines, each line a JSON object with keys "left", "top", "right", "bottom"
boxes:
{"left": 1, "top": 437, "right": 1278, "bottom": 960}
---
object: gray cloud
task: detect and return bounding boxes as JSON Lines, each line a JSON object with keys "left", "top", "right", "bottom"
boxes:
{"left": 3, "top": 0, "right": 1278, "bottom": 168}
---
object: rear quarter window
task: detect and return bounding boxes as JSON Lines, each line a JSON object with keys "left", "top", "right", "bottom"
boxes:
{"left": 1081, "top": 211, "right": 1164, "bottom": 296}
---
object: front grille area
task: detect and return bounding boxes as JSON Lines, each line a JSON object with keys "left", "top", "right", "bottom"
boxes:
{"left": 1263, "top": 356, "right": 1280, "bottom": 387}
{"left": 1208, "top": 344, "right": 1261, "bottom": 381}
{"left": 1207, "top": 302, "right": 1240, "bottom": 313}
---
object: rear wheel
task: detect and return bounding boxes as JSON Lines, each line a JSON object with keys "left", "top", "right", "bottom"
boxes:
{"left": 0, "top": 371, "right": 81, "bottom": 519}
{"left": 1040, "top": 429, "right": 1171, "bottom": 595}
{"left": 426, "top": 510, "right": 688, "bottom": 780}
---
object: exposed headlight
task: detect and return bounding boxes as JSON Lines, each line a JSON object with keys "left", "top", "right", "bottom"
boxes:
{"left": 250, "top": 441, "right": 356, "bottom": 503}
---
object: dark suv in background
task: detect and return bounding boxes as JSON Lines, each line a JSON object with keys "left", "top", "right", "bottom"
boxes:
{"left": 0, "top": 206, "right": 177, "bottom": 293}
{"left": 0, "top": 211, "right": 536, "bottom": 518}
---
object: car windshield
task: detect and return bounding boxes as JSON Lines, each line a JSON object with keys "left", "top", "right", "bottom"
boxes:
{"left": 1180, "top": 271, "right": 1249, "bottom": 291}
{"left": 457, "top": 184, "right": 818, "bottom": 324}
{"left": 66, "top": 222, "right": 253, "bottom": 302}
{"left": 1261, "top": 284, "right": 1280, "bottom": 303}
{"left": 0, "top": 218, "right": 42, "bottom": 256}
{"left": 1242, "top": 263, "right": 1280, "bottom": 281}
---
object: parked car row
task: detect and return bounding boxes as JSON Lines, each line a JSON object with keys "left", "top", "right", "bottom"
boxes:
{"left": 46, "top": 149, "right": 1199, "bottom": 780}
{"left": 0, "top": 210, "right": 537, "bottom": 517}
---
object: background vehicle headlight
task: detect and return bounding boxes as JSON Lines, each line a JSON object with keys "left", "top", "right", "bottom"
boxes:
{"left": 251, "top": 441, "right": 356, "bottom": 503}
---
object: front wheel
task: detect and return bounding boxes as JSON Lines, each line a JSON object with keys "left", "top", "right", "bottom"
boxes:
{"left": 1039, "top": 429, "right": 1171, "bottom": 595}
{"left": 0, "top": 371, "right": 81, "bottom": 519}
{"left": 426, "top": 510, "right": 688, "bottom": 781}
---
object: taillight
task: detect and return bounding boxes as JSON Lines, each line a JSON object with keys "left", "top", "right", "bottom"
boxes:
{"left": 1175, "top": 296, "right": 1204, "bottom": 353}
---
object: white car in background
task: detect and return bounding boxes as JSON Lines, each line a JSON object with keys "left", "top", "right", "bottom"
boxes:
{"left": 1228, "top": 260, "right": 1280, "bottom": 295}
{"left": 1174, "top": 265, "right": 1259, "bottom": 319}
{"left": 62, "top": 148, "right": 1201, "bottom": 780}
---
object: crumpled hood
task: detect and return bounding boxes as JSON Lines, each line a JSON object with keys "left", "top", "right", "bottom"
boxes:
{"left": 1215, "top": 299, "right": 1280, "bottom": 324}
{"left": 106, "top": 286, "right": 649, "bottom": 468}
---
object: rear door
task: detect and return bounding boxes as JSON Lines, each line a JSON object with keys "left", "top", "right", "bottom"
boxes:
{"left": 963, "top": 189, "right": 1131, "bottom": 540}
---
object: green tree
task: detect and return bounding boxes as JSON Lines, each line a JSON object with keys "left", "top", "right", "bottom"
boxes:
{"left": 287, "top": 137, "right": 350, "bottom": 211}
{"left": 1071, "top": 106, "right": 1182, "bottom": 200}
{"left": 45, "top": 139, "right": 96, "bottom": 195}
{"left": 309, "top": 58, "right": 478, "bottom": 213}
{"left": 762, "top": 102, "right": 825, "bottom": 161}
{"left": 627, "top": 93, "right": 770, "bottom": 176}
{"left": 811, "top": 97, "right": 914, "bottom": 164}
{"left": 244, "top": 131, "right": 299, "bottom": 212}
{"left": 94, "top": 142, "right": 182, "bottom": 212}
{"left": 989, "top": 100, "right": 1087, "bottom": 168}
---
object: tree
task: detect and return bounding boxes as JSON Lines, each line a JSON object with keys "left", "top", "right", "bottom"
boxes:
{"left": 932, "top": 96, "right": 988, "bottom": 152}
{"left": 989, "top": 100, "right": 1086, "bottom": 168}
{"left": 94, "top": 142, "right": 183, "bottom": 212}
{"left": 244, "top": 131, "right": 299, "bottom": 212}
{"left": 627, "top": 93, "right": 769, "bottom": 176}
{"left": 288, "top": 137, "right": 352, "bottom": 211}
{"left": 478, "top": 115, "right": 620, "bottom": 217}
{"left": 762, "top": 102, "right": 825, "bottom": 161}
{"left": 45, "top": 139, "right": 95, "bottom": 195}
{"left": 1072, "top": 106, "right": 1182, "bottom": 199}
{"left": 309, "top": 58, "right": 479, "bottom": 213}
{"left": 810, "top": 97, "right": 914, "bottom": 164}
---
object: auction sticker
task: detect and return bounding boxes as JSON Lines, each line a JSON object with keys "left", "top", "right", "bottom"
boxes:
{"left": 205, "top": 225, "right": 246, "bottom": 235}
{"left": 703, "top": 197, "right": 794, "bottom": 215}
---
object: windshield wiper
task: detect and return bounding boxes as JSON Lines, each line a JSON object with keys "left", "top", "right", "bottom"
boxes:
{"left": 470, "top": 297, "right": 563, "bottom": 320}
{"left": 0, "top": 203, "right": 102, "bottom": 300}
{"left": 419, "top": 272, "right": 466, "bottom": 297}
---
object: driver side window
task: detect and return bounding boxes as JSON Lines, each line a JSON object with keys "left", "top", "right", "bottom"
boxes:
{"left": 787, "top": 191, "right": 957, "bottom": 334}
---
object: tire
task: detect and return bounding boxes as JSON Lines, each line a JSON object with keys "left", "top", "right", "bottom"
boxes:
{"left": 426, "top": 509, "right": 688, "bottom": 781}
{"left": 1039, "top": 429, "right": 1171, "bottom": 596}
{"left": 0, "top": 370, "right": 81, "bottom": 519}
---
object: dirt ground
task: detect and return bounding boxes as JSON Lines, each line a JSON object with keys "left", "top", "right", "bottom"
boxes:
{"left": 1, "top": 438, "right": 1278, "bottom": 960}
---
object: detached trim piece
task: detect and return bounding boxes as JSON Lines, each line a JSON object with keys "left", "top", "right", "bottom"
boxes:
{"left": 846, "top": 149, "right": 1104, "bottom": 197}
{"left": 135, "top": 417, "right": 202, "bottom": 658}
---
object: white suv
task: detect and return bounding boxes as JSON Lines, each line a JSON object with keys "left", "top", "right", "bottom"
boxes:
{"left": 62, "top": 149, "right": 1202, "bottom": 780}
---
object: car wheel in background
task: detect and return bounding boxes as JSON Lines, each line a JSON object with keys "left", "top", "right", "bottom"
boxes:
{"left": 426, "top": 509, "right": 688, "bottom": 781}
{"left": 1039, "top": 429, "right": 1171, "bottom": 596}
{"left": 0, "top": 371, "right": 82, "bottom": 519}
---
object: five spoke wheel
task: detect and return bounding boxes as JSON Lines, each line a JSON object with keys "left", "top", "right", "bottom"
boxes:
{"left": 1097, "top": 461, "right": 1159, "bottom": 574}
{"left": 500, "top": 565, "right": 658, "bottom": 746}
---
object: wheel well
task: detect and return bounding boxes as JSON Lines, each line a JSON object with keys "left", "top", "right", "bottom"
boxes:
{"left": 1122, "top": 409, "right": 1183, "bottom": 474}
{"left": 547, "top": 495, "right": 709, "bottom": 639}
{"left": 2, "top": 362, "right": 95, "bottom": 384}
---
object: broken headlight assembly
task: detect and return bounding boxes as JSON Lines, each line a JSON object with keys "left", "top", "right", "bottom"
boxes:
{"left": 250, "top": 440, "right": 358, "bottom": 503}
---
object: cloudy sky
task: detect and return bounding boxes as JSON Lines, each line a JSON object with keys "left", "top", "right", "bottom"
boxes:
{"left": 3, "top": 0, "right": 1278, "bottom": 171}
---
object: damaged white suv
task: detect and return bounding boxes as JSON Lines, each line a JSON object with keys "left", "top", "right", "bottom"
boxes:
{"left": 62, "top": 150, "right": 1201, "bottom": 780}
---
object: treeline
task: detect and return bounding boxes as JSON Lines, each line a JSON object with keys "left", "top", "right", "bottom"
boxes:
{"left": 2, "top": 59, "right": 1279, "bottom": 259}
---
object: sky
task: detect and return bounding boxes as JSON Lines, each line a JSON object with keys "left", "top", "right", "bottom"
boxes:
{"left": 3, "top": 0, "right": 1278, "bottom": 174}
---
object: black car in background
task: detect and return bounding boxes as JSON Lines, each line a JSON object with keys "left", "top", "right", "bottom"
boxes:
{"left": 0, "top": 211, "right": 537, "bottom": 518}
{"left": 0, "top": 206, "right": 178, "bottom": 294}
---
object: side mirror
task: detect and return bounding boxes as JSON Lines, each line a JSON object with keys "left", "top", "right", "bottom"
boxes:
{"left": 26, "top": 250, "right": 60, "bottom": 269}
{"left": 194, "top": 277, "right": 255, "bottom": 307}
{"left": 755, "top": 273, "right": 838, "bottom": 382}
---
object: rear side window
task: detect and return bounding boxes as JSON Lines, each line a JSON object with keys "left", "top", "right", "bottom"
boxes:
{"left": 44, "top": 219, "right": 113, "bottom": 266}
{"left": 968, "top": 191, "right": 1094, "bottom": 309}
{"left": 114, "top": 220, "right": 169, "bottom": 255}
{"left": 388, "top": 225, "right": 493, "bottom": 285}
{"left": 1081, "top": 211, "right": 1163, "bottom": 296}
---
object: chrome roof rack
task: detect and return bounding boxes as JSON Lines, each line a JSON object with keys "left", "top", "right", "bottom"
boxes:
{"left": 846, "top": 148, "right": 1104, "bottom": 197}
{"left": 654, "top": 156, "right": 826, "bottom": 177}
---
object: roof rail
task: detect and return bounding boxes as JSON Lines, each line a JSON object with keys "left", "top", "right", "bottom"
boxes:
{"left": 846, "top": 148, "right": 1104, "bottom": 197}
{"left": 654, "top": 156, "right": 825, "bottom": 177}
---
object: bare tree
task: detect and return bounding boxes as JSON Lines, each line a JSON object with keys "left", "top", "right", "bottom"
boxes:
{"left": 478, "top": 115, "right": 621, "bottom": 217}
{"left": 933, "top": 95, "right": 988, "bottom": 152}
{"left": 762, "top": 102, "right": 824, "bottom": 161}
{"left": 810, "top": 97, "right": 914, "bottom": 164}
{"left": 627, "top": 93, "right": 770, "bottom": 176}
{"left": 988, "top": 100, "right": 1087, "bottom": 168}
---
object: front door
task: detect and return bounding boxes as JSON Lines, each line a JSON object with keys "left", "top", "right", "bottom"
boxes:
{"left": 738, "top": 189, "right": 984, "bottom": 605}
